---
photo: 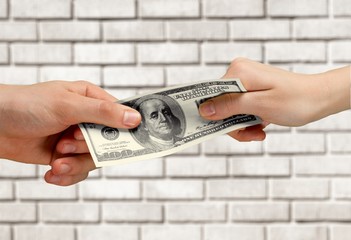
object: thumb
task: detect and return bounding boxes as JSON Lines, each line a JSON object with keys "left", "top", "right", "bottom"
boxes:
{"left": 64, "top": 94, "right": 141, "bottom": 128}
{"left": 199, "top": 92, "right": 258, "bottom": 121}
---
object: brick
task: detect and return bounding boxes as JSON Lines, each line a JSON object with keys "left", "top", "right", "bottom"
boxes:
{"left": 271, "top": 179, "right": 329, "bottom": 199}
{"left": 266, "top": 133, "right": 325, "bottom": 154}
{"left": 202, "top": 42, "right": 262, "bottom": 64}
{"left": 268, "top": 0, "right": 327, "bottom": 17}
{"left": 205, "top": 226, "right": 264, "bottom": 240}
{"left": 16, "top": 180, "right": 76, "bottom": 200}
{"left": 40, "top": 203, "right": 99, "bottom": 223}
{"left": 40, "top": 22, "right": 100, "bottom": 41}
{"left": 166, "top": 66, "right": 227, "bottom": 86}
{"left": 230, "top": 20, "right": 290, "bottom": 40}
{"left": 230, "top": 157, "right": 290, "bottom": 177}
{"left": 78, "top": 226, "right": 138, "bottom": 240}
{"left": 294, "top": 20, "right": 351, "bottom": 39}
{"left": 103, "top": 203, "right": 163, "bottom": 222}
{"left": 166, "top": 203, "right": 226, "bottom": 222}
{"left": 166, "top": 156, "right": 227, "bottom": 177}
{"left": 40, "top": 66, "right": 101, "bottom": 85}
{"left": 333, "top": 179, "right": 351, "bottom": 199}
{"left": 0, "top": 0, "right": 7, "bottom": 18}
{"left": 138, "top": 43, "right": 199, "bottom": 64}
{"left": 0, "top": 181, "right": 13, "bottom": 200}
{"left": 75, "top": 43, "right": 135, "bottom": 64}
{"left": 14, "top": 226, "right": 75, "bottom": 240}
{"left": 104, "top": 67, "right": 164, "bottom": 87}
{"left": 0, "top": 43, "right": 8, "bottom": 63}
{"left": 204, "top": 0, "right": 264, "bottom": 17}
{"left": 75, "top": 0, "right": 135, "bottom": 19}
{"left": 80, "top": 180, "right": 140, "bottom": 200}
{"left": 12, "top": 43, "right": 71, "bottom": 64}
{"left": 230, "top": 202, "right": 289, "bottom": 222}
{"left": 173, "top": 144, "right": 200, "bottom": 155}
{"left": 0, "top": 159, "right": 36, "bottom": 178}
{"left": 11, "top": 0, "right": 71, "bottom": 19}
{"left": 0, "top": 67, "right": 37, "bottom": 85}
{"left": 294, "top": 156, "right": 351, "bottom": 176}
{"left": 294, "top": 202, "right": 351, "bottom": 221}
{"left": 269, "top": 226, "right": 327, "bottom": 240}
{"left": 0, "top": 203, "right": 36, "bottom": 222}
{"left": 331, "top": 41, "right": 351, "bottom": 62}
{"left": 329, "top": 133, "right": 351, "bottom": 153}
{"left": 0, "top": 22, "right": 36, "bottom": 41}
{"left": 298, "top": 111, "right": 351, "bottom": 131}
{"left": 207, "top": 179, "right": 266, "bottom": 199}
{"left": 168, "top": 20, "right": 227, "bottom": 40}
{"left": 334, "top": 0, "right": 351, "bottom": 16}
{"left": 140, "top": 0, "right": 200, "bottom": 18}
{"left": 203, "top": 135, "right": 263, "bottom": 155}
{"left": 144, "top": 180, "right": 203, "bottom": 200}
{"left": 142, "top": 226, "right": 201, "bottom": 240}
{"left": 103, "top": 158, "right": 163, "bottom": 177}
{"left": 105, "top": 89, "right": 137, "bottom": 100}
{"left": 137, "top": 87, "right": 164, "bottom": 95}
{"left": 331, "top": 226, "right": 351, "bottom": 240}
{"left": 104, "top": 21, "right": 164, "bottom": 41}
{"left": 0, "top": 226, "right": 10, "bottom": 240}
{"left": 265, "top": 42, "right": 326, "bottom": 63}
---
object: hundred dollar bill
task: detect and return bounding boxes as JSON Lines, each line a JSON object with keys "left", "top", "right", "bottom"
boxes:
{"left": 80, "top": 79, "right": 262, "bottom": 167}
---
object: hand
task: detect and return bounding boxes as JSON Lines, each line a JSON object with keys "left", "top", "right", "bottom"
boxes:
{"left": 0, "top": 81, "right": 141, "bottom": 186}
{"left": 199, "top": 58, "right": 350, "bottom": 141}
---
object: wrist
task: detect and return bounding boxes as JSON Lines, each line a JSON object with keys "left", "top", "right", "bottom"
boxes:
{"left": 309, "top": 66, "right": 350, "bottom": 122}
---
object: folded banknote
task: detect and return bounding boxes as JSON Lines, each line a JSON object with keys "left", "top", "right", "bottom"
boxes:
{"left": 80, "top": 79, "right": 262, "bottom": 167}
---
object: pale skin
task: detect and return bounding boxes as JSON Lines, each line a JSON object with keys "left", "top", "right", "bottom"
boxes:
{"left": 0, "top": 81, "right": 141, "bottom": 186}
{"left": 1, "top": 59, "right": 349, "bottom": 186}
{"left": 199, "top": 58, "right": 351, "bottom": 141}
{"left": 47, "top": 58, "right": 350, "bottom": 186}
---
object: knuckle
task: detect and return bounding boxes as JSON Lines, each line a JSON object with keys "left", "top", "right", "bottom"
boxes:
{"left": 73, "top": 80, "right": 92, "bottom": 86}
{"left": 230, "top": 57, "right": 249, "bottom": 71}
{"left": 224, "top": 57, "right": 250, "bottom": 79}
{"left": 98, "top": 101, "right": 116, "bottom": 120}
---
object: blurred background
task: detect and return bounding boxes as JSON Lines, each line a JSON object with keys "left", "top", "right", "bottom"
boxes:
{"left": 0, "top": 0, "right": 351, "bottom": 239}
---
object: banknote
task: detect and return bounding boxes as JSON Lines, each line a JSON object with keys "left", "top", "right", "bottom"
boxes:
{"left": 80, "top": 79, "right": 262, "bottom": 167}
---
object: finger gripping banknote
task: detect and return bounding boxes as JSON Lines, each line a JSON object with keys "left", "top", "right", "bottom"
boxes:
{"left": 79, "top": 79, "right": 262, "bottom": 167}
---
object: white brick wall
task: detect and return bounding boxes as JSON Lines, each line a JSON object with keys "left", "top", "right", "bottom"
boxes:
{"left": 0, "top": 0, "right": 7, "bottom": 18}
{"left": 11, "top": 0, "right": 71, "bottom": 19}
{"left": 40, "top": 22, "right": 100, "bottom": 41}
{"left": 14, "top": 226, "right": 75, "bottom": 240}
{"left": 1, "top": 0, "right": 351, "bottom": 239}
{"left": 267, "top": 0, "right": 328, "bottom": 17}
{"left": 77, "top": 226, "right": 138, "bottom": 240}
{"left": 12, "top": 44, "right": 72, "bottom": 64}
{"left": 75, "top": 0, "right": 135, "bottom": 19}
{"left": 139, "top": 0, "right": 200, "bottom": 18}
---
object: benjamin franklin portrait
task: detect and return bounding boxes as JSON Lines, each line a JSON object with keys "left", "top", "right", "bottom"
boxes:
{"left": 130, "top": 94, "right": 185, "bottom": 151}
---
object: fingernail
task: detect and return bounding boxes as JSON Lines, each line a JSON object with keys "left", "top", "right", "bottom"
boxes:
{"left": 59, "top": 164, "right": 71, "bottom": 174}
{"left": 74, "top": 131, "right": 85, "bottom": 141}
{"left": 123, "top": 110, "right": 141, "bottom": 127}
{"left": 62, "top": 144, "right": 76, "bottom": 154}
{"left": 49, "top": 175, "right": 61, "bottom": 184}
{"left": 200, "top": 101, "right": 216, "bottom": 117}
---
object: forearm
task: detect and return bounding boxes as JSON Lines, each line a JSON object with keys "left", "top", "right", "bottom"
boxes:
{"left": 318, "top": 66, "right": 350, "bottom": 118}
